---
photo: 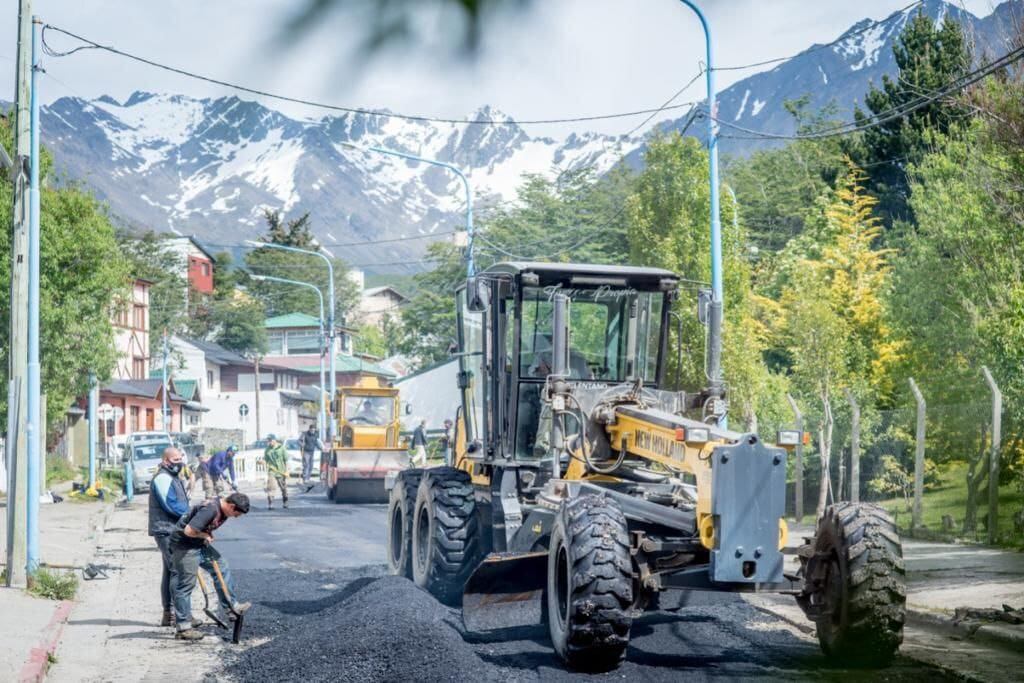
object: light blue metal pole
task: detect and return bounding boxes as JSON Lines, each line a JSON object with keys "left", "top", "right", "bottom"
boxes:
{"left": 246, "top": 241, "right": 336, "bottom": 441}
{"left": 344, "top": 143, "right": 475, "bottom": 276}
{"left": 87, "top": 373, "right": 97, "bottom": 489}
{"left": 161, "top": 332, "right": 169, "bottom": 430}
{"left": 677, "top": 0, "right": 725, "bottom": 426}
{"left": 252, "top": 274, "right": 327, "bottom": 441}
{"left": 25, "top": 16, "right": 42, "bottom": 572}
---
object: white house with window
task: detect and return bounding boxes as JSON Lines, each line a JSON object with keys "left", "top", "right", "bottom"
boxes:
{"left": 265, "top": 312, "right": 354, "bottom": 356}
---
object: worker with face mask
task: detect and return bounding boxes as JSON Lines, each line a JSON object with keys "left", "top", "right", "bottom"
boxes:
{"left": 148, "top": 447, "right": 191, "bottom": 627}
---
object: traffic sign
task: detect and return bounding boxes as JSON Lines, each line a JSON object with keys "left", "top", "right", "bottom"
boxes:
{"left": 239, "top": 404, "right": 249, "bottom": 417}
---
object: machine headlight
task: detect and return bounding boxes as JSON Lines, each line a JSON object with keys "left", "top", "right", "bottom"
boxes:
{"left": 676, "top": 427, "right": 709, "bottom": 444}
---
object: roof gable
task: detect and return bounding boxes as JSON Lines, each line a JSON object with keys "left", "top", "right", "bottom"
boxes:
{"left": 265, "top": 312, "right": 321, "bottom": 329}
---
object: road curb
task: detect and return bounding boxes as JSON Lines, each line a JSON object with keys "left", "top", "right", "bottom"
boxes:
{"left": 17, "top": 599, "right": 74, "bottom": 683}
{"left": 907, "top": 608, "right": 1024, "bottom": 651}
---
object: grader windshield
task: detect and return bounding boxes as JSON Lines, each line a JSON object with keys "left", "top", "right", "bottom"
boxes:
{"left": 519, "top": 286, "right": 664, "bottom": 382}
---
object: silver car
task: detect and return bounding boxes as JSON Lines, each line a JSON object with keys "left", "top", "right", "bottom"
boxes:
{"left": 126, "top": 432, "right": 174, "bottom": 493}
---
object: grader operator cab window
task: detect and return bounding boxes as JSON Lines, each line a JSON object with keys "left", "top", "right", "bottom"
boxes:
{"left": 519, "top": 287, "right": 663, "bottom": 383}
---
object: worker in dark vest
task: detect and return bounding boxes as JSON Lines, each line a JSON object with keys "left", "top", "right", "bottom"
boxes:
{"left": 299, "top": 424, "right": 322, "bottom": 492}
{"left": 148, "top": 447, "right": 190, "bottom": 627}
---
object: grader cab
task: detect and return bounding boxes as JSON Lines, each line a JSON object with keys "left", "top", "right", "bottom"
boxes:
{"left": 385, "top": 261, "right": 906, "bottom": 671}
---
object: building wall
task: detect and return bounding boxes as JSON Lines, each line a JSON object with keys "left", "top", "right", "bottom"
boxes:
{"left": 358, "top": 290, "right": 405, "bottom": 328}
{"left": 112, "top": 280, "right": 151, "bottom": 380}
{"left": 203, "top": 389, "right": 302, "bottom": 446}
{"left": 188, "top": 255, "right": 214, "bottom": 294}
{"left": 97, "top": 392, "right": 181, "bottom": 439}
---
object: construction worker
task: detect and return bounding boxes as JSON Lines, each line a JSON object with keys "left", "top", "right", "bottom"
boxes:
{"left": 440, "top": 419, "right": 453, "bottom": 466}
{"left": 148, "top": 447, "right": 189, "bottom": 627}
{"left": 168, "top": 492, "right": 252, "bottom": 641}
{"left": 299, "top": 424, "right": 321, "bottom": 492}
{"left": 263, "top": 435, "right": 289, "bottom": 509}
{"left": 411, "top": 419, "right": 428, "bottom": 467}
{"left": 203, "top": 445, "right": 238, "bottom": 498}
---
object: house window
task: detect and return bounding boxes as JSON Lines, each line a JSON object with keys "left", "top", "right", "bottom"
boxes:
{"left": 207, "top": 370, "right": 214, "bottom": 388}
{"left": 267, "top": 331, "right": 284, "bottom": 355}
{"left": 114, "top": 306, "right": 130, "bottom": 327}
{"left": 287, "top": 330, "right": 319, "bottom": 355}
{"left": 130, "top": 406, "right": 140, "bottom": 433}
{"left": 132, "top": 357, "right": 146, "bottom": 379}
{"left": 132, "top": 304, "right": 146, "bottom": 330}
{"left": 201, "top": 262, "right": 210, "bottom": 277}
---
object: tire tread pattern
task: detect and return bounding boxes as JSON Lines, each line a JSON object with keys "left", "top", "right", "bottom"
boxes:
{"left": 417, "top": 467, "right": 479, "bottom": 606}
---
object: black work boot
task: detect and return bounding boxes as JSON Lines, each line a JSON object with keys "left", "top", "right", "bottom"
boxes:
{"left": 161, "top": 610, "right": 173, "bottom": 627}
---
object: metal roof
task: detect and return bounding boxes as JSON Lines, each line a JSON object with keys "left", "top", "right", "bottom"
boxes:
{"left": 483, "top": 261, "right": 679, "bottom": 284}
{"left": 265, "top": 312, "right": 321, "bottom": 329}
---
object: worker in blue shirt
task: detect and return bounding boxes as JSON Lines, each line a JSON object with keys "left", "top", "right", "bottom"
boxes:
{"left": 149, "top": 447, "right": 190, "bottom": 627}
{"left": 202, "top": 445, "right": 238, "bottom": 499}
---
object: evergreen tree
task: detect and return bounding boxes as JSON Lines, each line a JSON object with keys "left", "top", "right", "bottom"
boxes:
{"left": 848, "top": 10, "right": 970, "bottom": 226}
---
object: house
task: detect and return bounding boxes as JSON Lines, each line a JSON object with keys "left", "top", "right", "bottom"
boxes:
{"left": 163, "top": 235, "right": 215, "bottom": 295}
{"left": 264, "top": 312, "right": 395, "bottom": 388}
{"left": 112, "top": 278, "right": 153, "bottom": 380}
{"left": 162, "top": 336, "right": 313, "bottom": 445}
{"left": 358, "top": 286, "right": 408, "bottom": 328}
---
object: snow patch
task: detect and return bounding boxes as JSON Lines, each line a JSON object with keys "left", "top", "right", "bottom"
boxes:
{"left": 735, "top": 89, "right": 750, "bottom": 121}
{"left": 818, "top": 65, "right": 829, "bottom": 84}
{"left": 751, "top": 99, "right": 767, "bottom": 117}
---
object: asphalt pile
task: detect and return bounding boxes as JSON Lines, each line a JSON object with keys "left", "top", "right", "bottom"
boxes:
{"left": 226, "top": 574, "right": 509, "bottom": 683}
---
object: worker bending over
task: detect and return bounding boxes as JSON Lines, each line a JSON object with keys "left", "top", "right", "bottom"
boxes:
{"left": 169, "top": 492, "right": 251, "bottom": 641}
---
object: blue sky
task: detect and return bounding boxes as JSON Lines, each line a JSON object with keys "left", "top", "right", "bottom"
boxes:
{"left": 2, "top": 1, "right": 999, "bottom": 135}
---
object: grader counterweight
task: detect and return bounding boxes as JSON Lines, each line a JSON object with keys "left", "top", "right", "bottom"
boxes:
{"left": 385, "top": 261, "right": 906, "bottom": 671}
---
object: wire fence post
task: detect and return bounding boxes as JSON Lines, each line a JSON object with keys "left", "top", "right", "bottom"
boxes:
{"left": 981, "top": 366, "right": 1002, "bottom": 544}
{"left": 845, "top": 389, "right": 860, "bottom": 503}
{"left": 908, "top": 378, "right": 926, "bottom": 530}
{"left": 787, "top": 393, "right": 803, "bottom": 523}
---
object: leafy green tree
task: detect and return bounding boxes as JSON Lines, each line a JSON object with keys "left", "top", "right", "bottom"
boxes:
{"left": 396, "top": 242, "right": 466, "bottom": 365}
{"left": 727, "top": 97, "right": 846, "bottom": 254}
{"left": 185, "top": 251, "right": 267, "bottom": 355}
{"left": 245, "top": 209, "right": 359, "bottom": 324}
{"left": 848, "top": 10, "right": 970, "bottom": 226}
{"left": 0, "top": 119, "right": 131, "bottom": 428}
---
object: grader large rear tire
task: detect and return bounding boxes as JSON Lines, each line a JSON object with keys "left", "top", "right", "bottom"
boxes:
{"left": 386, "top": 469, "right": 423, "bottom": 578}
{"left": 547, "top": 494, "right": 633, "bottom": 672}
{"left": 411, "top": 467, "right": 480, "bottom": 606}
{"left": 800, "top": 502, "right": 906, "bottom": 667}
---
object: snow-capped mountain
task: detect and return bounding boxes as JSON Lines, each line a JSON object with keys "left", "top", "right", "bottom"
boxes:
{"left": 38, "top": 0, "right": 1019, "bottom": 273}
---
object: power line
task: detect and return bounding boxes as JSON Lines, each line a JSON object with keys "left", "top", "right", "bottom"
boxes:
{"left": 716, "top": 42, "right": 1024, "bottom": 141}
{"left": 40, "top": 23, "right": 700, "bottom": 128}
{"left": 201, "top": 230, "right": 458, "bottom": 250}
{"left": 713, "top": 0, "right": 923, "bottom": 73}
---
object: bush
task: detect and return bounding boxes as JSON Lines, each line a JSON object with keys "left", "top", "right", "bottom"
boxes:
{"left": 28, "top": 567, "right": 78, "bottom": 601}
{"left": 45, "top": 455, "right": 78, "bottom": 487}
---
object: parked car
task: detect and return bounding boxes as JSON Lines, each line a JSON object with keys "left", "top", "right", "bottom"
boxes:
{"left": 242, "top": 437, "right": 307, "bottom": 477}
{"left": 125, "top": 431, "right": 174, "bottom": 493}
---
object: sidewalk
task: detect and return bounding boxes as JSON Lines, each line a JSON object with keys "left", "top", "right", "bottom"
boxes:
{"left": 0, "top": 492, "right": 112, "bottom": 682}
{"left": 46, "top": 497, "right": 220, "bottom": 683}
{"left": 744, "top": 519, "right": 1024, "bottom": 681}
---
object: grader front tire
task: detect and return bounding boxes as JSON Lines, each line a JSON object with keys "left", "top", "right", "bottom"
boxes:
{"left": 386, "top": 469, "right": 423, "bottom": 578}
{"left": 801, "top": 502, "right": 906, "bottom": 667}
{"left": 547, "top": 494, "right": 633, "bottom": 672}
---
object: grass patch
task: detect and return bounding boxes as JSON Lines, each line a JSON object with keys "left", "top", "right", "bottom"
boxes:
{"left": 28, "top": 567, "right": 78, "bottom": 601}
{"left": 44, "top": 455, "right": 78, "bottom": 487}
{"left": 877, "top": 461, "right": 1024, "bottom": 546}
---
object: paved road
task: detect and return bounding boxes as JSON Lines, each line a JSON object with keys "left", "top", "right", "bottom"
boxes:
{"left": 210, "top": 482, "right": 959, "bottom": 682}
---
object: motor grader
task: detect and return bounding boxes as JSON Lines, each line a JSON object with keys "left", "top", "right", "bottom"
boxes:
{"left": 386, "top": 261, "right": 906, "bottom": 671}
{"left": 325, "top": 376, "right": 408, "bottom": 503}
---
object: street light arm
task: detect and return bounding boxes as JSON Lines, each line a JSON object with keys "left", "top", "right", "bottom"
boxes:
{"left": 249, "top": 274, "right": 325, "bottom": 324}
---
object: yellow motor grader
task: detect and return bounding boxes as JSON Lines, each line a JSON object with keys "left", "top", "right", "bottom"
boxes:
{"left": 325, "top": 376, "right": 408, "bottom": 503}
{"left": 385, "top": 261, "right": 906, "bottom": 671}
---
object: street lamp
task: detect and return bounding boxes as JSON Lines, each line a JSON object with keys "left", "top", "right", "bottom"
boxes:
{"left": 250, "top": 274, "right": 328, "bottom": 442}
{"left": 339, "top": 141, "right": 475, "bottom": 276}
{"left": 245, "top": 240, "right": 338, "bottom": 441}
{"left": 677, "top": 0, "right": 725, "bottom": 427}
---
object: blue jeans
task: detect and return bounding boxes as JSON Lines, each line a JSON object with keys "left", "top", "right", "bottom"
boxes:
{"left": 154, "top": 535, "right": 176, "bottom": 611}
{"left": 302, "top": 451, "right": 315, "bottom": 484}
{"left": 170, "top": 544, "right": 236, "bottom": 630}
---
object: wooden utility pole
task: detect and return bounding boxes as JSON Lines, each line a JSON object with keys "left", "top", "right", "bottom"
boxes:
{"left": 5, "top": 0, "right": 33, "bottom": 589}
{"left": 787, "top": 393, "right": 804, "bottom": 524}
{"left": 846, "top": 389, "right": 860, "bottom": 503}
{"left": 908, "top": 378, "right": 926, "bottom": 530}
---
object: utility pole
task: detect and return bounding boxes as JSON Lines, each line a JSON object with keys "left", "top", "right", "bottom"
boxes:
{"left": 846, "top": 389, "right": 860, "bottom": 503}
{"left": 161, "top": 331, "right": 169, "bottom": 430}
{"left": 87, "top": 373, "right": 97, "bottom": 490}
{"left": 26, "top": 15, "right": 42, "bottom": 573}
{"left": 253, "top": 356, "right": 262, "bottom": 441}
{"left": 982, "top": 367, "right": 1002, "bottom": 544}
{"left": 5, "top": 0, "right": 34, "bottom": 589}
{"left": 787, "top": 394, "right": 804, "bottom": 524}
{"left": 908, "top": 378, "right": 926, "bottom": 530}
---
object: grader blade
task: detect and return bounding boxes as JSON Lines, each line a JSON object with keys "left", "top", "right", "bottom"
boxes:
{"left": 462, "top": 551, "right": 547, "bottom": 632}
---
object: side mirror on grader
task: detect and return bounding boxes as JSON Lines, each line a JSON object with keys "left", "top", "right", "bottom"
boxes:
{"left": 384, "top": 261, "right": 907, "bottom": 672}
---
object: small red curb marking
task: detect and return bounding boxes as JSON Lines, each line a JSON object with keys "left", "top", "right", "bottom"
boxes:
{"left": 18, "top": 599, "right": 74, "bottom": 683}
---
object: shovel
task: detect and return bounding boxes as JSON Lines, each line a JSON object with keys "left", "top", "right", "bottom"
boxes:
{"left": 196, "top": 548, "right": 246, "bottom": 644}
